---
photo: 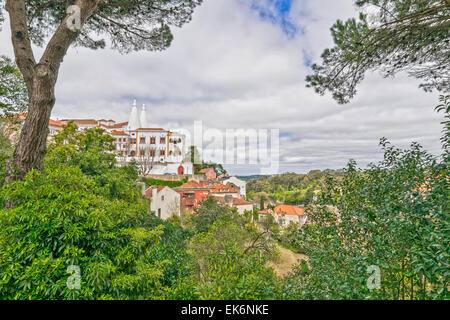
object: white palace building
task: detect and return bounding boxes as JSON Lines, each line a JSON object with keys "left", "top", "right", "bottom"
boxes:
{"left": 51, "top": 100, "right": 193, "bottom": 175}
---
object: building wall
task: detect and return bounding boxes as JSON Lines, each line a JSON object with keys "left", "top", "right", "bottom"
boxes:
{"left": 177, "top": 189, "right": 210, "bottom": 212}
{"left": 210, "top": 191, "right": 239, "bottom": 198}
{"left": 150, "top": 187, "right": 181, "bottom": 220}
{"left": 118, "top": 130, "right": 186, "bottom": 165}
{"left": 201, "top": 168, "right": 216, "bottom": 180}
{"left": 223, "top": 177, "right": 247, "bottom": 198}
{"left": 275, "top": 214, "right": 308, "bottom": 228}
{"left": 143, "top": 172, "right": 202, "bottom": 181}
{"left": 235, "top": 204, "right": 253, "bottom": 215}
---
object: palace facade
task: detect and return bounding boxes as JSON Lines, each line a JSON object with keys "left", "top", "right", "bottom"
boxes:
{"left": 50, "top": 100, "right": 193, "bottom": 175}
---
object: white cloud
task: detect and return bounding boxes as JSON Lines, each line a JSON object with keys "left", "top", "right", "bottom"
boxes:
{"left": 0, "top": 0, "right": 444, "bottom": 175}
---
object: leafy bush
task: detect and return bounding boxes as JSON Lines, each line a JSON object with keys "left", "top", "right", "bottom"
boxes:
{"left": 283, "top": 137, "right": 449, "bottom": 299}
{"left": 189, "top": 215, "right": 278, "bottom": 299}
{"left": 0, "top": 125, "right": 170, "bottom": 299}
{"left": 0, "top": 165, "right": 166, "bottom": 299}
{"left": 141, "top": 177, "right": 188, "bottom": 189}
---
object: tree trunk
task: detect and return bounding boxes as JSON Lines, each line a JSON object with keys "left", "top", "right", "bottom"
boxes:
{"left": 5, "top": 66, "right": 55, "bottom": 184}
{"left": 4, "top": 0, "right": 101, "bottom": 187}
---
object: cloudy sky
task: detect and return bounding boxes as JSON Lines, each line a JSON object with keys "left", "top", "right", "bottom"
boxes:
{"left": 0, "top": 0, "right": 444, "bottom": 175}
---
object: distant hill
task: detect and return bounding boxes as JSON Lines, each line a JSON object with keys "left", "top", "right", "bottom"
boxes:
{"left": 246, "top": 170, "right": 344, "bottom": 206}
{"left": 236, "top": 175, "right": 273, "bottom": 182}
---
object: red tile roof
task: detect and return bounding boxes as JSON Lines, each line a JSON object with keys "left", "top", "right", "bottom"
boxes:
{"left": 213, "top": 196, "right": 253, "bottom": 206}
{"left": 274, "top": 205, "right": 306, "bottom": 216}
{"left": 176, "top": 181, "right": 208, "bottom": 189}
{"left": 49, "top": 119, "right": 64, "bottom": 127}
{"left": 111, "top": 122, "right": 128, "bottom": 128}
{"left": 232, "top": 198, "right": 253, "bottom": 206}
{"left": 111, "top": 130, "right": 128, "bottom": 136}
{"left": 145, "top": 186, "right": 165, "bottom": 198}
{"left": 210, "top": 183, "right": 237, "bottom": 193}
{"left": 136, "top": 128, "right": 166, "bottom": 131}
{"left": 61, "top": 119, "right": 98, "bottom": 125}
{"left": 1, "top": 113, "right": 27, "bottom": 120}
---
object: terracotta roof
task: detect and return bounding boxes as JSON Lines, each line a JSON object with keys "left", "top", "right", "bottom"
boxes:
{"left": 111, "top": 130, "right": 128, "bottom": 136}
{"left": 199, "top": 168, "right": 215, "bottom": 173}
{"left": 145, "top": 186, "right": 165, "bottom": 198}
{"left": 274, "top": 205, "right": 306, "bottom": 216}
{"left": 136, "top": 128, "right": 166, "bottom": 131}
{"left": 1, "top": 113, "right": 27, "bottom": 120}
{"left": 210, "top": 183, "right": 237, "bottom": 193}
{"left": 61, "top": 119, "right": 98, "bottom": 125}
{"left": 49, "top": 119, "right": 64, "bottom": 127}
{"left": 232, "top": 198, "right": 253, "bottom": 206}
{"left": 176, "top": 180, "right": 207, "bottom": 189}
{"left": 258, "top": 209, "right": 271, "bottom": 215}
{"left": 213, "top": 196, "right": 253, "bottom": 206}
{"left": 112, "top": 122, "right": 128, "bottom": 128}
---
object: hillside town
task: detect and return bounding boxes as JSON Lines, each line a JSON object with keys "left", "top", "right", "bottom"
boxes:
{"left": 3, "top": 100, "right": 309, "bottom": 230}
{"left": 143, "top": 167, "right": 308, "bottom": 229}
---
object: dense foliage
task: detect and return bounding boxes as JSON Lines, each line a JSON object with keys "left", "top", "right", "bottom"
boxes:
{"left": 0, "top": 0, "right": 203, "bottom": 53}
{"left": 0, "top": 112, "right": 448, "bottom": 300}
{"left": 0, "top": 125, "right": 180, "bottom": 299}
{"left": 0, "top": 56, "right": 28, "bottom": 116}
{"left": 247, "top": 170, "right": 343, "bottom": 206}
{"left": 142, "top": 176, "right": 188, "bottom": 189}
{"left": 281, "top": 125, "right": 449, "bottom": 299}
{"left": 0, "top": 56, "right": 28, "bottom": 183}
{"left": 188, "top": 209, "right": 279, "bottom": 299}
{"left": 306, "top": 0, "right": 450, "bottom": 104}
{"left": 184, "top": 145, "right": 228, "bottom": 175}
{"left": 0, "top": 125, "right": 280, "bottom": 299}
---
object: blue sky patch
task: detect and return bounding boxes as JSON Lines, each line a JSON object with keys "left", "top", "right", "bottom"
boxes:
{"left": 249, "top": 0, "right": 298, "bottom": 37}
{"left": 281, "top": 131, "right": 293, "bottom": 138}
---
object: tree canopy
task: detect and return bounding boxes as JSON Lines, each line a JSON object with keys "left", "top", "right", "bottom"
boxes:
{"left": 0, "top": 0, "right": 202, "bottom": 53}
{"left": 0, "top": 55, "right": 27, "bottom": 115}
{"left": 306, "top": 0, "right": 450, "bottom": 104}
{"left": 1, "top": 0, "right": 203, "bottom": 183}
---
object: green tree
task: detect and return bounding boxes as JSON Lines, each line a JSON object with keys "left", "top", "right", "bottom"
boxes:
{"left": 0, "top": 56, "right": 28, "bottom": 183}
{"left": 0, "top": 124, "right": 172, "bottom": 299}
{"left": 188, "top": 214, "right": 278, "bottom": 299}
{"left": 184, "top": 145, "right": 201, "bottom": 164}
{"left": 0, "top": 55, "right": 28, "bottom": 115}
{"left": 285, "top": 133, "right": 449, "bottom": 299}
{"left": 2, "top": 0, "right": 202, "bottom": 183}
{"left": 191, "top": 196, "right": 234, "bottom": 233}
{"left": 0, "top": 130, "right": 13, "bottom": 183}
{"left": 306, "top": 0, "right": 450, "bottom": 104}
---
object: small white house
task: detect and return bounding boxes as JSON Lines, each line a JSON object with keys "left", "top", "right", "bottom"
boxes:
{"left": 223, "top": 176, "right": 247, "bottom": 198}
{"left": 149, "top": 186, "right": 181, "bottom": 220}
{"left": 214, "top": 196, "right": 253, "bottom": 215}
{"left": 259, "top": 205, "right": 308, "bottom": 229}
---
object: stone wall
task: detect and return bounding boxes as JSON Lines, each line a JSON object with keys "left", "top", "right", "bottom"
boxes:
{"left": 144, "top": 174, "right": 206, "bottom": 181}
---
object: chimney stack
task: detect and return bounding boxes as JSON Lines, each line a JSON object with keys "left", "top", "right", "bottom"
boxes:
{"left": 140, "top": 103, "right": 148, "bottom": 128}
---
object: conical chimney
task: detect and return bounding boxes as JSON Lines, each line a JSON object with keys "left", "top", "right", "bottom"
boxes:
{"left": 127, "top": 99, "right": 141, "bottom": 130}
{"left": 140, "top": 104, "right": 148, "bottom": 128}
